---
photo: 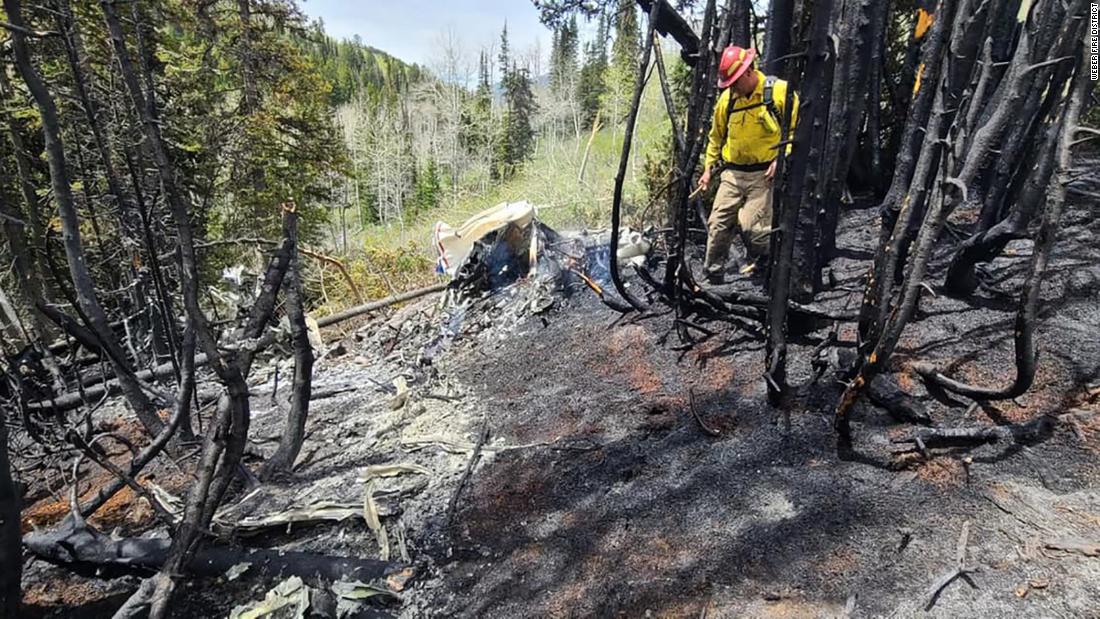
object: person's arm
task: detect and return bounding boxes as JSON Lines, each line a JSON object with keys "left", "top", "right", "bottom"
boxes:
{"left": 704, "top": 90, "right": 728, "bottom": 172}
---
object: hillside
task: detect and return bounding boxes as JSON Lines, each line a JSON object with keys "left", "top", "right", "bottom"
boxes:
{"left": 297, "top": 26, "right": 426, "bottom": 106}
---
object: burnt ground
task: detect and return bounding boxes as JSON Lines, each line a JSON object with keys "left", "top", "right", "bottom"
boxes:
{"left": 419, "top": 200, "right": 1100, "bottom": 618}
{"left": 16, "top": 196, "right": 1100, "bottom": 618}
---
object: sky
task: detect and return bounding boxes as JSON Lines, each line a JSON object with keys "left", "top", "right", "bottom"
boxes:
{"left": 299, "top": 0, "right": 556, "bottom": 76}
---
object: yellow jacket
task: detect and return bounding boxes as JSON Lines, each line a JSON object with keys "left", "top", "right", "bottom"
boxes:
{"left": 704, "top": 70, "right": 799, "bottom": 171}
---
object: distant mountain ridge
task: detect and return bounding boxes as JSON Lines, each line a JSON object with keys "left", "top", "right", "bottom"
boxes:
{"left": 297, "top": 26, "right": 425, "bottom": 106}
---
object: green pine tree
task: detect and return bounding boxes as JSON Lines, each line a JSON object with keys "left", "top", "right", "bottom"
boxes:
{"left": 549, "top": 16, "right": 579, "bottom": 92}
{"left": 577, "top": 14, "right": 609, "bottom": 128}
{"left": 491, "top": 24, "right": 537, "bottom": 181}
{"left": 604, "top": 0, "right": 640, "bottom": 124}
{"left": 413, "top": 160, "right": 442, "bottom": 214}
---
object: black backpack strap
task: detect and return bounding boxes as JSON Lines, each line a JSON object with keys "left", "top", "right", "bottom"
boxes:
{"left": 724, "top": 76, "right": 783, "bottom": 133}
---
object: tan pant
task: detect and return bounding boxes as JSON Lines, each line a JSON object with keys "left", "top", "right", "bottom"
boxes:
{"left": 704, "top": 168, "right": 773, "bottom": 276}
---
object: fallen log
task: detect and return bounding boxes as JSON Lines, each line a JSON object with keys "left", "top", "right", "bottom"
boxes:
{"left": 23, "top": 519, "right": 402, "bottom": 583}
{"left": 25, "top": 283, "right": 448, "bottom": 412}
{"left": 316, "top": 282, "right": 447, "bottom": 328}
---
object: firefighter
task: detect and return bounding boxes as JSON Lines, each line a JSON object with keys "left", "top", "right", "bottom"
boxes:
{"left": 697, "top": 45, "right": 798, "bottom": 284}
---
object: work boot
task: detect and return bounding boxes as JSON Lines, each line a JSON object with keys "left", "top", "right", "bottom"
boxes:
{"left": 704, "top": 269, "right": 725, "bottom": 285}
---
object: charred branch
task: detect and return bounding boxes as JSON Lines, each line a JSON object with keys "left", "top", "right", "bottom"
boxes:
{"left": 636, "top": 0, "right": 700, "bottom": 63}
{"left": 651, "top": 33, "right": 684, "bottom": 159}
{"left": 22, "top": 519, "right": 401, "bottom": 585}
{"left": 75, "top": 325, "right": 195, "bottom": 520}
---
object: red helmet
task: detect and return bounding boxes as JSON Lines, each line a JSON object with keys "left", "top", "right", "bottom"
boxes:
{"left": 717, "top": 45, "right": 756, "bottom": 88}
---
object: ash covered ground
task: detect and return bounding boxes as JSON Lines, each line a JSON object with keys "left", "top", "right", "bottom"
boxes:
{"left": 18, "top": 199, "right": 1100, "bottom": 618}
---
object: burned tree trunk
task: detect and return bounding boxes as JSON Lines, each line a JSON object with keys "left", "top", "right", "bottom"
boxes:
{"left": 99, "top": 3, "right": 255, "bottom": 613}
{"left": 836, "top": 0, "right": 1086, "bottom": 436}
{"left": 0, "top": 167, "right": 37, "bottom": 343}
{"left": 651, "top": 0, "right": 719, "bottom": 340}
{"left": 663, "top": 0, "right": 718, "bottom": 306}
{"left": 0, "top": 404, "right": 20, "bottom": 619}
{"left": 763, "top": 0, "right": 796, "bottom": 76}
{"left": 54, "top": 0, "right": 187, "bottom": 436}
{"left": 728, "top": 0, "right": 752, "bottom": 47}
{"left": 944, "top": 4, "right": 1085, "bottom": 295}
{"left": 886, "top": 0, "right": 938, "bottom": 162}
{"left": 766, "top": 0, "right": 835, "bottom": 401}
{"left": 912, "top": 37, "right": 1091, "bottom": 400}
{"left": 652, "top": 33, "right": 684, "bottom": 159}
{"left": 259, "top": 221, "right": 313, "bottom": 480}
{"left": 859, "top": 0, "right": 994, "bottom": 343}
{"left": 787, "top": 12, "right": 837, "bottom": 304}
{"left": 0, "top": 69, "right": 60, "bottom": 344}
{"left": 54, "top": 0, "right": 160, "bottom": 342}
{"left": 5, "top": 0, "right": 165, "bottom": 436}
{"left": 857, "top": 0, "right": 955, "bottom": 341}
{"left": 55, "top": 0, "right": 137, "bottom": 255}
{"left": 814, "top": 0, "right": 885, "bottom": 270}
{"left": 862, "top": 0, "right": 890, "bottom": 191}
{"left": 942, "top": 120, "right": 1059, "bottom": 295}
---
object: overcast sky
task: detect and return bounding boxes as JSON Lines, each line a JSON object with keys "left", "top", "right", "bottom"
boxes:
{"left": 299, "top": 0, "right": 556, "bottom": 74}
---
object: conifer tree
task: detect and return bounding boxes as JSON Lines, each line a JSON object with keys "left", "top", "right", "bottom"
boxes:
{"left": 604, "top": 0, "right": 640, "bottom": 124}
{"left": 491, "top": 23, "right": 537, "bottom": 181}
{"left": 549, "top": 15, "right": 579, "bottom": 92}
{"left": 577, "top": 14, "right": 609, "bottom": 127}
